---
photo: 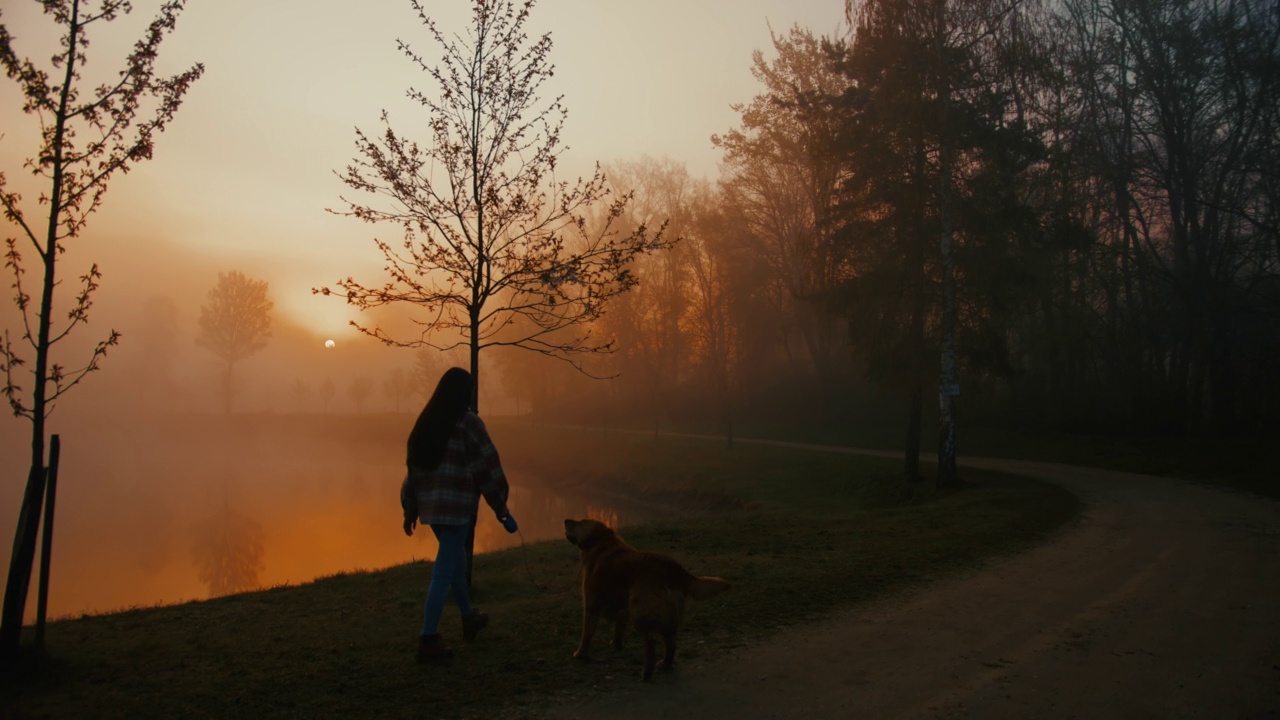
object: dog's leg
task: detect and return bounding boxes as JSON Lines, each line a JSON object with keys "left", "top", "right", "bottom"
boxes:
{"left": 573, "top": 608, "right": 599, "bottom": 660}
{"left": 659, "top": 632, "right": 676, "bottom": 671}
{"left": 641, "top": 633, "right": 657, "bottom": 681}
{"left": 611, "top": 612, "right": 627, "bottom": 649}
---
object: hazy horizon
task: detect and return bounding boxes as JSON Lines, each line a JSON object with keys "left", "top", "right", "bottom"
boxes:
{"left": 0, "top": 0, "right": 847, "bottom": 341}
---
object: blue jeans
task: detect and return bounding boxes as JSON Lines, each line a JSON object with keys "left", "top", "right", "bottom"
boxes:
{"left": 421, "top": 523, "right": 474, "bottom": 636}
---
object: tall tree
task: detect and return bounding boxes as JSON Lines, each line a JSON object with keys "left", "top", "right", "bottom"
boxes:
{"left": 196, "top": 271, "right": 273, "bottom": 414}
{"left": 0, "top": 0, "right": 202, "bottom": 660}
{"left": 835, "top": 0, "right": 1044, "bottom": 485}
{"left": 599, "top": 157, "right": 699, "bottom": 432}
{"left": 715, "top": 26, "right": 849, "bottom": 405}
{"left": 684, "top": 187, "right": 749, "bottom": 446}
{"left": 318, "top": 0, "right": 669, "bottom": 413}
{"left": 1053, "top": 0, "right": 1280, "bottom": 434}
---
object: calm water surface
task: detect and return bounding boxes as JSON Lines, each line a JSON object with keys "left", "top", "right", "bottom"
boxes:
{"left": 1, "top": 423, "right": 654, "bottom": 619}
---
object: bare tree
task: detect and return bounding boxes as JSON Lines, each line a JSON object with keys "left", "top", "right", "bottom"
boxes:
{"left": 317, "top": 0, "right": 670, "bottom": 412}
{"left": 195, "top": 271, "right": 273, "bottom": 413}
{"left": 346, "top": 374, "right": 374, "bottom": 413}
{"left": 684, "top": 190, "right": 747, "bottom": 448}
{"left": 134, "top": 295, "right": 180, "bottom": 411}
{"left": 382, "top": 367, "right": 408, "bottom": 413}
{"left": 1054, "top": 0, "right": 1280, "bottom": 434}
{"left": 407, "top": 347, "right": 446, "bottom": 405}
{"left": 601, "top": 158, "right": 697, "bottom": 433}
{"left": 714, "top": 26, "right": 849, "bottom": 396}
{"left": 318, "top": 377, "right": 336, "bottom": 413}
{"left": 290, "top": 378, "right": 311, "bottom": 413}
{"left": 0, "top": 0, "right": 202, "bottom": 660}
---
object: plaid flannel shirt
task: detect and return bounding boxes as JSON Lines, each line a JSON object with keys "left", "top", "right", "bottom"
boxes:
{"left": 403, "top": 412, "right": 510, "bottom": 526}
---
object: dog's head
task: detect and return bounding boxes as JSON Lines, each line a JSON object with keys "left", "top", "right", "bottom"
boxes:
{"left": 564, "top": 518, "right": 615, "bottom": 551}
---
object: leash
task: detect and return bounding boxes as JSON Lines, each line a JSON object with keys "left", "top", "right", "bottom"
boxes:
{"left": 515, "top": 528, "right": 578, "bottom": 596}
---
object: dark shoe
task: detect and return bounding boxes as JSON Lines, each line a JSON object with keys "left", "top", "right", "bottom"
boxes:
{"left": 415, "top": 634, "right": 453, "bottom": 662}
{"left": 461, "top": 610, "right": 489, "bottom": 641}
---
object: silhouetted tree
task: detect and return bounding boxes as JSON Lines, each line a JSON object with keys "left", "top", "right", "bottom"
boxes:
{"left": 714, "top": 27, "right": 849, "bottom": 400}
{"left": 135, "top": 295, "right": 180, "bottom": 411}
{"left": 195, "top": 271, "right": 273, "bottom": 413}
{"left": 833, "top": 0, "right": 1043, "bottom": 485}
{"left": 347, "top": 374, "right": 374, "bottom": 413}
{"left": 684, "top": 190, "right": 749, "bottom": 447}
{"left": 0, "top": 0, "right": 202, "bottom": 660}
{"left": 318, "top": 377, "right": 336, "bottom": 413}
{"left": 317, "top": 0, "right": 670, "bottom": 412}
{"left": 382, "top": 367, "right": 408, "bottom": 413}
{"left": 600, "top": 158, "right": 700, "bottom": 434}
{"left": 1048, "top": 0, "right": 1280, "bottom": 434}
{"left": 290, "top": 379, "right": 311, "bottom": 412}
{"left": 407, "top": 347, "right": 445, "bottom": 404}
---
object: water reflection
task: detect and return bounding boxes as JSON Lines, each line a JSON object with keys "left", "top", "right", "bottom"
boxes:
{"left": 11, "top": 450, "right": 653, "bottom": 619}
{"left": 190, "top": 501, "right": 266, "bottom": 597}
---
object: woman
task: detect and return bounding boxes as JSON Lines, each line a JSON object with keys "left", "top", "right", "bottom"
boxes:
{"left": 401, "top": 367, "right": 518, "bottom": 662}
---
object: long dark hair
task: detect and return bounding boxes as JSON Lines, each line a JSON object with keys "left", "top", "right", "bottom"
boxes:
{"left": 407, "top": 367, "right": 473, "bottom": 471}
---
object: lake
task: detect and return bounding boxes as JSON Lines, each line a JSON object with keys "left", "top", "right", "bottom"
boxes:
{"left": 0, "top": 416, "right": 653, "bottom": 620}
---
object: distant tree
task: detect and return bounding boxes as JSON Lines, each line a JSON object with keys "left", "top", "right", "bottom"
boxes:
{"left": 318, "top": 377, "right": 336, "bottom": 413}
{"left": 714, "top": 26, "right": 849, "bottom": 397}
{"left": 346, "top": 374, "right": 374, "bottom": 413}
{"left": 684, "top": 191, "right": 748, "bottom": 448}
{"left": 407, "top": 347, "right": 443, "bottom": 405}
{"left": 381, "top": 368, "right": 408, "bottom": 413}
{"left": 833, "top": 0, "right": 1042, "bottom": 485}
{"left": 1050, "top": 0, "right": 1280, "bottom": 434}
{"left": 135, "top": 295, "right": 180, "bottom": 411}
{"left": 0, "top": 0, "right": 203, "bottom": 659}
{"left": 317, "top": 0, "right": 670, "bottom": 413}
{"left": 600, "top": 158, "right": 698, "bottom": 433}
{"left": 290, "top": 379, "right": 311, "bottom": 413}
{"left": 195, "top": 271, "right": 273, "bottom": 413}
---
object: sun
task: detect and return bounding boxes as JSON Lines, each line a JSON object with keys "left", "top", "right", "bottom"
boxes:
{"left": 324, "top": 339, "right": 336, "bottom": 349}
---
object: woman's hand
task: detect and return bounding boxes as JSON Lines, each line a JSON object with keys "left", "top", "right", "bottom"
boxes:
{"left": 500, "top": 514, "right": 518, "bottom": 534}
{"left": 403, "top": 517, "right": 416, "bottom": 537}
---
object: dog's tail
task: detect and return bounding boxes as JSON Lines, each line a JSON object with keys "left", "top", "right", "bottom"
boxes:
{"left": 688, "top": 576, "right": 730, "bottom": 600}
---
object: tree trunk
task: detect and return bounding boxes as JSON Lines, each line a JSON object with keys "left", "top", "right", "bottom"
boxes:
{"left": 223, "top": 362, "right": 234, "bottom": 414}
{"left": 35, "top": 435, "right": 61, "bottom": 653}
{"left": 904, "top": 383, "right": 923, "bottom": 482}
{"left": 0, "top": 0, "right": 82, "bottom": 662}
{"left": 466, "top": 310, "right": 480, "bottom": 591}
{"left": 469, "top": 313, "right": 481, "bottom": 414}
{"left": 933, "top": 0, "right": 959, "bottom": 489}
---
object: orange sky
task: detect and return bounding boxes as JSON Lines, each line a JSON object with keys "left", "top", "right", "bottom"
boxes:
{"left": 0, "top": 0, "right": 845, "bottom": 340}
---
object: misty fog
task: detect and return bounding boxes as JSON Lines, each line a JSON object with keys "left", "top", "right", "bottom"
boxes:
{"left": 0, "top": 232, "right": 647, "bottom": 618}
{"left": 0, "top": 404, "right": 644, "bottom": 619}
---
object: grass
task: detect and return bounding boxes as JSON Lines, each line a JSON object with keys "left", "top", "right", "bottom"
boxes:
{"left": 1, "top": 424, "right": 1079, "bottom": 720}
{"left": 613, "top": 412, "right": 1279, "bottom": 501}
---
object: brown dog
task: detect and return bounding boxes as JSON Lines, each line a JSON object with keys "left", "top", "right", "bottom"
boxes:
{"left": 564, "top": 518, "right": 730, "bottom": 680}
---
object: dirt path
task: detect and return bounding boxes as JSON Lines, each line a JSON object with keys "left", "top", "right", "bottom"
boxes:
{"left": 537, "top": 454, "right": 1280, "bottom": 719}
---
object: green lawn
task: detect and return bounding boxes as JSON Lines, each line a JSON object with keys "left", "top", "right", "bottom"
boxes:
{"left": 1, "top": 424, "right": 1079, "bottom": 720}
{"left": 607, "top": 413, "right": 1279, "bottom": 500}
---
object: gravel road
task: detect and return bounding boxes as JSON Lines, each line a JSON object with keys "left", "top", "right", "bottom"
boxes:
{"left": 539, "top": 454, "right": 1280, "bottom": 719}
